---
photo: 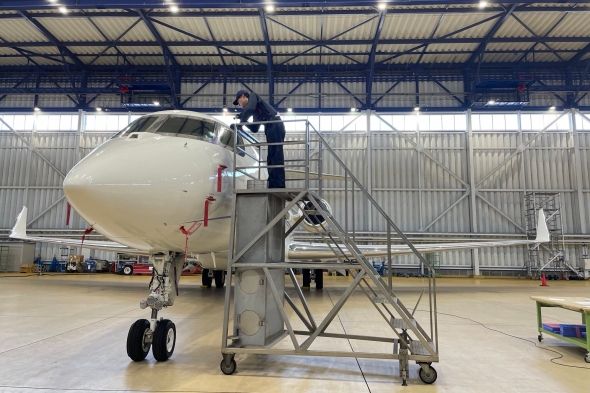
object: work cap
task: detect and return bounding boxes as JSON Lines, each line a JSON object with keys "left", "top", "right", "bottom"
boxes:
{"left": 233, "top": 89, "right": 249, "bottom": 106}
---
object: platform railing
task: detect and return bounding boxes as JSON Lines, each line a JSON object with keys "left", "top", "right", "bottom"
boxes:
{"left": 222, "top": 118, "right": 439, "bottom": 379}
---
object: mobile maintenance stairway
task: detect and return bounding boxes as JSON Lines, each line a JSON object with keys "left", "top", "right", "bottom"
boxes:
{"left": 220, "top": 118, "right": 440, "bottom": 386}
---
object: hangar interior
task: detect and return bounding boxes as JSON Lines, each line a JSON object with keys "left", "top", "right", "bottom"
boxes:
{"left": 0, "top": 1, "right": 590, "bottom": 392}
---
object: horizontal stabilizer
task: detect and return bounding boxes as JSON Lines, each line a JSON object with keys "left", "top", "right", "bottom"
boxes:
{"left": 535, "top": 209, "right": 550, "bottom": 243}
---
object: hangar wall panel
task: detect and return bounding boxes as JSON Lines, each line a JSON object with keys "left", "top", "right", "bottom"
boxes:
{"left": 1, "top": 110, "right": 588, "bottom": 270}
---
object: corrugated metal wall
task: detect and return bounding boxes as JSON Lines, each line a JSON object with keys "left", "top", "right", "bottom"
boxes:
{"left": 1, "top": 110, "right": 589, "bottom": 272}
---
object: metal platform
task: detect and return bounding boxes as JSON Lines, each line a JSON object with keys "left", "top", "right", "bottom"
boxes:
{"left": 220, "top": 119, "right": 440, "bottom": 386}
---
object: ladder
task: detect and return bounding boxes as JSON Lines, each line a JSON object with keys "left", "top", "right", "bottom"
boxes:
{"left": 524, "top": 192, "right": 580, "bottom": 279}
{"left": 220, "top": 119, "right": 439, "bottom": 386}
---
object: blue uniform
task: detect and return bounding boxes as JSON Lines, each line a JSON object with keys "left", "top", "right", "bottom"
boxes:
{"left": 237, "top": 92, "right": 286, "bottom": 189}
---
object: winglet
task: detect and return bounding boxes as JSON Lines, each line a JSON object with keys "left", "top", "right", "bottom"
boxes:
{"left": 535, "top": 209, "right": 550, "bottom": 243}
{"left": 10, "top": 206, "right": 28, "bottom": 239}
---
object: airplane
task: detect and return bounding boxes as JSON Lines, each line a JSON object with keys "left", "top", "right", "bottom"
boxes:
{"left": 9, "top": 110, "right": 550, "bottom": 363}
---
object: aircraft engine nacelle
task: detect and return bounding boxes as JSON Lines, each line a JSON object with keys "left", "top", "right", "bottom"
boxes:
{"left": 296, "top": 199, "right": 333, "bottom": 233}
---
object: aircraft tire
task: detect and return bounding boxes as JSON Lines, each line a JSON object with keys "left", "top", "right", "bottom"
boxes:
{"left": 302, "top": 269, "right": 311, "bottom": 288}
{"left": 202, "top": 269, "right": 212, "bottom": 288}
{"left": 126, "top": 319, "right": 151, "bottom": 362}
{"left": 214, "top": 270, "right": 225, "bottom": 288}
{"left": 152, "top": 319, "right": 176, "bottom": 362}
{"left": 315, "top": 269, "right": 324, "bottom": 289}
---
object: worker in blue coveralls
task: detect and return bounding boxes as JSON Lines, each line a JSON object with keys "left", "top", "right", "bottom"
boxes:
{"left": 231, "top": 89, "right": 286, "bottom": 189}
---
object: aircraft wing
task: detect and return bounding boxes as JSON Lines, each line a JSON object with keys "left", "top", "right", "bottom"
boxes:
{"left": 9, "top": 207, "right": 147, "bottom": 254}
{"left": 288, "top": 209, "right": 550, "bottom": 261}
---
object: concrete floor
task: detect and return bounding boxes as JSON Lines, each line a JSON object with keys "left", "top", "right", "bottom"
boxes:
{"left": 0, "top": 273, "right": 588, "bottom": 393}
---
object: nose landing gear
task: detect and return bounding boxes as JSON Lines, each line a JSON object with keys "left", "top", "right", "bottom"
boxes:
{"left": 126, "top": 252, "right": 181, "bottom": 362}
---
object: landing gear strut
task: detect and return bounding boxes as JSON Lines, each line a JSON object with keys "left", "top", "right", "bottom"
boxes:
{"left": 126, "top": 252, "right": 182, "bottom": 362}
{"left": 202, "top": 269, "right": 225, "bottom": 288}
{"left": 302, "top": 269, "right": 324, "bottom": 289}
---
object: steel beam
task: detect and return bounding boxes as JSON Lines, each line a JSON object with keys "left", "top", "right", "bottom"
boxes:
{"left": 259, "top": 9, "right": 274, "bottom": 106}
{"left": 329, "top": 76, "right": 364, "bottom": 108}
{"left": 4, "top": 37, "right": 590, "bottom": 50}
{"left": 135, "top": 9, "right": 178, "bottom": 69}
{"left": 87, "top": 18, "right": 142, "bottom": 66}
{"left": 466, "top": 4, "right": 519, "bottom": 65}
{"left": 0, "top": 1, "right": 588, "bottom": 11}
{"left": 416, "top": 14, "right": 444, "bottom": 65}
{"left": 83, "top": 11, "right": 131, "bottom": 66}
{"left": 366, "top": 8, "right": 386, "bottom": 108}
{"left": 377, "top": 13, "right": 502, "bottom": 65}
{"left": 0, "top": 71, "right": 34, "bottom": 103}
{"left": 147, "top": 17, "right": 265, "bottom": 66}
{"left": 510, "top": 14, "right": 564, "bottom": 62}
{"left": 17, "top": 11, "right": 84, "bottom": 68}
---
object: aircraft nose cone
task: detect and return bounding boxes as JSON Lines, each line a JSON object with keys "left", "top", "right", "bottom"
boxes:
{"left": 63, "top": 145, "right": 179, "bottom": 236}
{"left": 63, "top": 137, "right": 214, "bottom": 240}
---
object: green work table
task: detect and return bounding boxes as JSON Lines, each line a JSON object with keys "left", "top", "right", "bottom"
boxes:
{"left": 531, "top": 296, "right": 590, "bottom": 363}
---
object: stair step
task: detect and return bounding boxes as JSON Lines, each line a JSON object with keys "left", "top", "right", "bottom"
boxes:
{"left": 409, "top": 340, "right": 436, "bottom": 356}
{"left": 372, "top": 295, "right": 398, "bottom": 304}
{"left": 390, "top": 317, "right": 417, "bottom": 330}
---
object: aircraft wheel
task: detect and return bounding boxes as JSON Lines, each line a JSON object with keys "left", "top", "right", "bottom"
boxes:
{"left": 202, "top": 269, "right": 212, "bottom": 288}
{"left": 152, "top": 319, "right": 176, "bottom": 362}
{"left": 126, "top": 319, "right": 151, "bottom": 361}
{"left": 214, "top": 270, "right": 226, "bottom": 288}
{"left": 302, "top": 269, "right": 311, "bottom": 288}
{"left": 315, "top": 269, "right": 324, "bottom": 289}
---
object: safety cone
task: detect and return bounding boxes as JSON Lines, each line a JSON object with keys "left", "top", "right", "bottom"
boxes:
{"left": 540, "top": 273, "right": 549, "bottom": 287}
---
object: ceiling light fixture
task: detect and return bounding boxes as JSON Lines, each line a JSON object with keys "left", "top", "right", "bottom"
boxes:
{"left": 59, "top": 6, "right": 68, "bottom": 14}
{"left": 413, "top": 105, "right": 420, "bottom": 111}
{"left": 488, "top": 99, "right": 495, "bottom": 105}
{"left": 170, "top": 5, "right": 179, "bottom": 13}
{"left": 549, "top": 105, "right": 556, "bottom": 110}
{"left": 266, "top": 5, "right": 275, "bottom": 12}
{"left": 377, "top": 3, "right": 387, "bottom": 10}
{"left": 34, "top": 107, "right": 40, "bottom": 111}
{"left": 222, "top": 107, "right": 228, "bottom": 112}
{"left": 153, "top": 101, "right": 160, "bottom": 106}
{"left": 351, "top": 107, "right": 357, "bottom": 112}
{"left": 479, "top": 1, "right": 487, "bottom": 8}
{"left": 96, "top": 107, "right": 102, "bottom": 112}
{"left": 287, "top": 108, "right": 292, "bottom": 112}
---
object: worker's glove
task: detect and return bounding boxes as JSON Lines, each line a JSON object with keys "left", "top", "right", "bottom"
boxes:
{"left": 233, "top": 114, "right": 241, "bottom": 120}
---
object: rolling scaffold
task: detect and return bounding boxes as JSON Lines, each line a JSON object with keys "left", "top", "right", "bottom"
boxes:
{"left": 219, "top": 118, "right": 440, "bottom": 386}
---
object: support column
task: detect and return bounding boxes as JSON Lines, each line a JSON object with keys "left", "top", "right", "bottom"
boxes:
{"left": 417, "top": 112, "right": 423, "bottom": 230}
{"left": 517, "top": 110, "right": 530, "bottom": 270}
{"left": 570, "top": 109, "right": 588, "bottom": 233}
{"left": 22, "top": 110, "right": 36, "bottom": 211}
{"left": 466, "top": 109, "right": 480, "bottom": 276}
{"left": 366, "top": 109, "right": 373, "bottom": 231}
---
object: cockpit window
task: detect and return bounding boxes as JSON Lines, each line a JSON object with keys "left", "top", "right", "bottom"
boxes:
{"left": 114, "top": 116, "right": 158, "bottom": 138}
{"left": 156, "top": 116, "right": 216, "bottom": 141}
{"left": 218, "top": 125, "right": 245, "bottom": 157}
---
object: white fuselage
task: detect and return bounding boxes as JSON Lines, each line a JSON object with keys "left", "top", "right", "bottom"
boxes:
{"left": 63, "top": 111, "right": 259, "bottom": 264}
